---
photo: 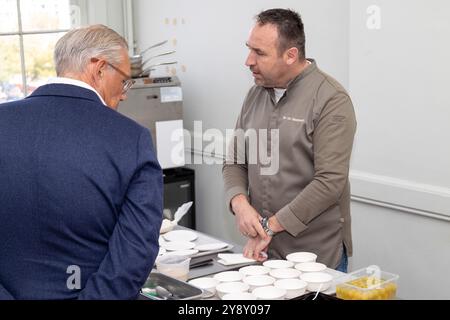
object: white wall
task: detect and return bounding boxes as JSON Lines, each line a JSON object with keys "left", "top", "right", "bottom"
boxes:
{"left": 349, "top": 0, "right": 450, "bottom": 216}
{"left": 133, "top": 0, "right": 350, "bottom": 132}
{"left": 347, "top": 0, "right": 450, "bottom": 299}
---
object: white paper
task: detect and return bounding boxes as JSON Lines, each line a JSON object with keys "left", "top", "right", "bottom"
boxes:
{"left": 160, "top": 86, "right": 183, "bottom": 103}
{"left": 155, "top": 120, "right": 185, "bottom": 169}
{"left": 217, "top": 253, "right": 256, "bottom": 266}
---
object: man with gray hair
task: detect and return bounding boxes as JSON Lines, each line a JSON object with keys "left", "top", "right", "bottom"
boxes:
{"left": 0, "top": 25, "right": 163, "bottom": 299}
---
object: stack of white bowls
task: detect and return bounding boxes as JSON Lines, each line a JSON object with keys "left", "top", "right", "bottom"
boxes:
{"left": 205, "top": 251, "right": 334, "bottom": 300}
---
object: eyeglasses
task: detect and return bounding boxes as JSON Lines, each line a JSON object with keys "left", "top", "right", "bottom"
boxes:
{"left": 106, "top": 62, "right": 135, "bottom": 94}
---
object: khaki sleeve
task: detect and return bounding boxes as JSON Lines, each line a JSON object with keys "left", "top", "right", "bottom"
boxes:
{"left": 276, "top": 92, "right": 357, "bottom": 236}
{"left": 222, "top": 105, "right": 249, "bottom": 214}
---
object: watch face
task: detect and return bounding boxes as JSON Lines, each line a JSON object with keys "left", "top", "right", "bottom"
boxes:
{"left": 260, "top": 217, "right": 275, "bottom": 236}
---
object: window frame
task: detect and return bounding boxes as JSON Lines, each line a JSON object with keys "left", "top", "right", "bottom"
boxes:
{"left": 0, "top": 0, "right": 133, "bottom": 100}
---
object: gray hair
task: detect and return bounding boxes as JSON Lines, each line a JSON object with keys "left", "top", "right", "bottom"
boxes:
{"left": 54, "top": 24, "right": 128, "bottom": 76}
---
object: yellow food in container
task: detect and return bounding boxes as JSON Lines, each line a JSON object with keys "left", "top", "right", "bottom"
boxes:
{"left": 335, "top": 268, "right": 399, "bottom": 300}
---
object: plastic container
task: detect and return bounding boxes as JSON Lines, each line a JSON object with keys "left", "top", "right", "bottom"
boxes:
{"left": 156, "top": 254, "right": 191, "bottom": 281}
{"left": 335, "top": 267, "right": 399, "bottom": 300}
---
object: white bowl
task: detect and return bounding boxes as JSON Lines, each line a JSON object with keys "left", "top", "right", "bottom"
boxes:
{"left": 239, "top": 265, "right": 271, "bottom": 276}
{"left": 213, "top": 271, "right": 244, "bottom": 283}
{"left": 286, "top": 252, "right": 317, "bottom": 263}
{"left": 252, "top": 286, "right": 287, "bottom": 300}
{"left": 263, "top": 259, "right": 294, "bottom": 269}
{"left": 274, "top": 279, "right": 308, "bottom": 299}
{"left": 188, "top": 277, "right": 219, "bottom": 296}
{"left": 216, "top": 282, "right": 249, "bottom": 299}
{"left": 269, "top": 268, "right": 302, "bottom": 280}
{"left": 300, "top": 272, "right": 333, "bottom": 292}
{"left": 222, "top": 292, "right": 257, "bottom": 300}
{"left": 295, "top": 262, "right": 327, "bottom": 273}
{"left": 243, "top": 275, "right": 276, "bottom": 291}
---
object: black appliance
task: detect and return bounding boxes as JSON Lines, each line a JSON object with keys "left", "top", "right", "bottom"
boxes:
{"left": 163, "top": 167, "right": 195, "bottom": 229}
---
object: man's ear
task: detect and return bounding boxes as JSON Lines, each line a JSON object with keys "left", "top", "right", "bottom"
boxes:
{"left": 285, "top": 47, "right": 299, "bottom": 65}
{"left": 90, "top": 57, "right": 107, "bottom": 78}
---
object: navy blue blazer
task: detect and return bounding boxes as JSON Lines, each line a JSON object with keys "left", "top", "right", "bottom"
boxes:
{"left": 0, "top": 84, "right": 163, "bottom": 299}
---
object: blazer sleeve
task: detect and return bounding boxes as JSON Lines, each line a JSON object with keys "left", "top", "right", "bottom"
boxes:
{"left": 78, "top": 129, "right": 163, "bottom": 300}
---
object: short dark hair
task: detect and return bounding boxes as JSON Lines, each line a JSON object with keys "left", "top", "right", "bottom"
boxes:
{"left": 256, "top": 8, "right": 305, "bottom": 60}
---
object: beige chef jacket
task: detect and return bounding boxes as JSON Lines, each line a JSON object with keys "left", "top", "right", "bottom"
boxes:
{"left": 222, "top": 59, "right": 357, "bottom": 268}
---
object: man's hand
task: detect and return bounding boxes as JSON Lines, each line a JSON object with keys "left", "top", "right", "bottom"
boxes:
{"left": 231, "top": 194, "right": 267, "bottom": 239}
{"left": 243, "top": 236, "right": 271, "bottom": 262}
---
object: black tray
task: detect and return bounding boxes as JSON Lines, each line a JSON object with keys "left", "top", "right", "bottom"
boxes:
{"left": 140, "top": 272, "right": 203, "bottom": 300}
{"left": 291, "top": 292, "right": 341, "bottom": 301}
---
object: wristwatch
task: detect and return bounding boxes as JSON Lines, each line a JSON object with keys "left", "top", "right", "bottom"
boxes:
{"left": 260, "top": 217, "right": 277, "bottom": 237}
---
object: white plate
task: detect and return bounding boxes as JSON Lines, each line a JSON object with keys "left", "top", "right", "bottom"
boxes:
{"left": 165, "top": 249, "right": 199, "bottom": 257}
{"left": 195, "top": 242, "right": 229, "bottom": 251}
{"left": 162, "top": 241, "right": 196, "bottom": 251}
{"left": 163, "top": 230, "right": 198, "bottom": 242}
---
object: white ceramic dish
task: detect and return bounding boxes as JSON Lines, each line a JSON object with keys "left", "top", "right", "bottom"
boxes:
{"left": 195, "top": 242, "right": 229, "bottom": 251}
{"left": 294, "top": 262, "right": 327, "bottom": 273}
{"left": 222, "top": 292, "right": 257, "bottom": 300}
{"left": 274, "top": 279, "right": 307, "bottom": 299}
{"left": 188, "top": 277, "right": 219, "bottom": 296}
{"left": 300, "top": 272, "right": 333, "bottom": 292}
{"left": 163, "top": 230, "right": 198, "bottom": 242}
{"left": 243, "top": 275, "right": 276, "bottom": 291}
{"left": 263, "top": 259, "right": 294, "bottom": 269}
{"left": 269, "top": 268, "right": 302, "bottom": 280}
{"left": 239, "top": 265, "right": 271, "bottom": 277}
{"left": 162, "top": 241, "right": 196, "bottom": 251}
{"left": 165, "top": 249, "right": 199, "bottom": 257}
{"left": 213, "top": 271, "right": 244, "bottom": 283}
{"left": 286, "top": 252, "right": 317, "bottom": 264}
{"left": 216, "top": 282, "right": 249, "bottom": 299}
{"left": 252, "top": 286, "right": 287, "bottom": 300}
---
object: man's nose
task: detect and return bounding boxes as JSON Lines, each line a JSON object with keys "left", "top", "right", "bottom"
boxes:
{"left": 245, "top": 52, "right": 255, "bottom": 67}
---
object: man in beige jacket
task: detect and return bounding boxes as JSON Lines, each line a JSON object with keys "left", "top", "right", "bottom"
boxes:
{"left": 222, "top": 8, "right": 356, "bottom": 271}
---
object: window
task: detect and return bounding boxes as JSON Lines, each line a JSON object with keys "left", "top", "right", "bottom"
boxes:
{"left": 0, "top": 0, "right": 74, "bottom": 102}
